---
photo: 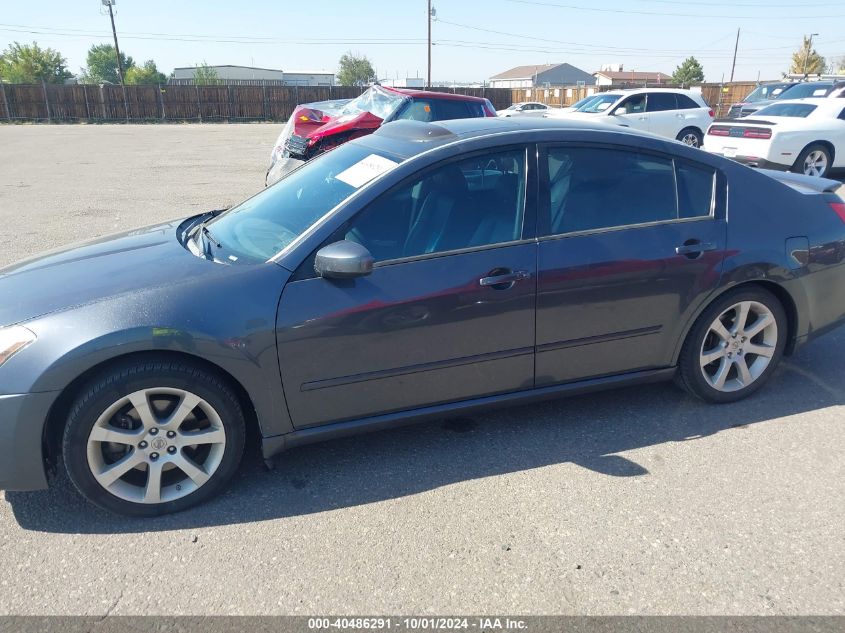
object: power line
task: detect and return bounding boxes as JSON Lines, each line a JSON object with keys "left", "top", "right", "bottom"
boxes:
{"left": 503, "top": 0, "right": 845, "bottom": 20}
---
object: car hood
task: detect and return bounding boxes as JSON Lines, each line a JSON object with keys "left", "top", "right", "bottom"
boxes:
{"left": 0, "top": 218, "right": 224, "bottom": 327}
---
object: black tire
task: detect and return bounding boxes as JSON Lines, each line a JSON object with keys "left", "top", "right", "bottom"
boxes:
{"left": 676, "top": 127, "right": 703, "bottom": 148}
{"left": 676, "top": 287, "right": 787, "bottom": 403}
{"left": 62, "top": 358, "right": 245, "bottom": 517}
{"left": 792, "top": 143, "right": 832, "bottom": 178}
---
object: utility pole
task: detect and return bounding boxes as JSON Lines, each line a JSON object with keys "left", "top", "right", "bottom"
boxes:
{"left": 729, "top": 28, "right": 740, "bottom": 83}
{"left": 802, "top": 33, "right": 819, "bottom": 76}
{"left": 103, "top": 0, "right": 125, "bottom": 85}
{"left": 427, "top": 0, "right": 433, "bottom": 87}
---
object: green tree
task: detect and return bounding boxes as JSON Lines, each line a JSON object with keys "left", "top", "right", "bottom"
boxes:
{"left": 671, "top": 56, "right": 705, "bottom": 86}
{"left": 0, "top": 41, "right": 72, "bottom": 84}
{"left": 192, "top": 62, "right": 220, "bottom": 85}
{"left": 125, "top": 60, "right": 166, "bottom": 85}
{"left": 790, "top": 37, "right": 826, "bottom": 75}
{"left": 337, "top": 52, "right": 375, "bottom": 87}
{"left": 80, "top": 44, "right": 134, "bottom": 84}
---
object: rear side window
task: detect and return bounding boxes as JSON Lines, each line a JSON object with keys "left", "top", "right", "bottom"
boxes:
{"left": 676, "top": 162, "right": 715, "bottom": 219}
{"left": 432, "top": 99, "right": 472, "bottom": 120}
{"left": 545, "top": 146, "right": 714, "bottom": 235}
{"left": 647, "top": 93, "right": 677, "bottom": 112}
{"left": 676, "top": 94, "right": 701, "bottom": 109}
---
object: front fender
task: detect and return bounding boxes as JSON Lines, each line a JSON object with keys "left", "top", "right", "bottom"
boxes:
{"left": 0, "top": 263, "right": 295, "bottom": 438}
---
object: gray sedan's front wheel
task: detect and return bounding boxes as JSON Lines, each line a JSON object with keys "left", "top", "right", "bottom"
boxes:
{"left": 63, "top": 359, "right": 245, "bottom": 516}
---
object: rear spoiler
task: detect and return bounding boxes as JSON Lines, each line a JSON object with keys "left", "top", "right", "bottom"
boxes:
{"left": 756, "top": 168, "right": 843, "bottom": 194}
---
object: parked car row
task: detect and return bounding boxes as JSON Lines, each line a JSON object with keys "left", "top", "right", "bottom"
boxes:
{"left": 726, "top": 79, "right": 845, "bottom": 119}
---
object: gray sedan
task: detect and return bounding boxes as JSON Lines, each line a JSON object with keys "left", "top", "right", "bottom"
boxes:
{"left": 2, "top": 117, "right": 845, "bottom": 516}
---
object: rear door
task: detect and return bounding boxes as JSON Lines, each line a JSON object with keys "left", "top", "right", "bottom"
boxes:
{"left": 536, "top": 143, "right": 727, "bottom": 385}
{"left": 645, "top": 92, "right": 680, "bottom": 138}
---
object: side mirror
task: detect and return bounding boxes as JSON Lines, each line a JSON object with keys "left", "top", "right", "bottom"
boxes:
{"left": 614, "top": 107, "right": 628, "bottom": 116}
{"left": 314, "top": 240, "right": 374, "bottom": 279}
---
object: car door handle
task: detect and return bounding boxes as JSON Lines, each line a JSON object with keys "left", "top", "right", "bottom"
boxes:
{"left": 479, "top": 269, "right": 531, "bottom": 288}
{"left": 676, "top": 241, "right": 716, "bottom": 257}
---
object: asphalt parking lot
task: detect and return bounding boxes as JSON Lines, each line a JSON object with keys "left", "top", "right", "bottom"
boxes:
{"left": 1, "top": 124, "right": 844, "bottom": 616}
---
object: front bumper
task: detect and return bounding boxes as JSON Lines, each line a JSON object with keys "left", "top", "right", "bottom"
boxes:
{"left": 0, "top": 391, "right": 58, "bottom": 491}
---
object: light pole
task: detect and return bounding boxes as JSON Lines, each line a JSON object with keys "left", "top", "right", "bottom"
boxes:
{"left": 802, "top": 33, "right": 819, "bottom": 76}
{"left": 102, "top": 0, "right": 125, "bottom": 85}
{"left": 427, "top": 1, "right": 436, "bottom": 87}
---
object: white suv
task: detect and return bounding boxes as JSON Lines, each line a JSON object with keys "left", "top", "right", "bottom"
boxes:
{"left": 546, "top": 88, "right": 714, "bottom": 147}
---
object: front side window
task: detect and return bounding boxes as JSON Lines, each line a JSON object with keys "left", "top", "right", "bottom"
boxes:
{"left": 342, "top": 149, "right": 527, "bottom": 262}
{"left": 545, "top": 146, "right": 714, "bottom": 235}
{"left": 618, "top": 94, "right": 646, "bottom": 114}
{"left": 394, "top": 99, "right": 435, "bottom": 122}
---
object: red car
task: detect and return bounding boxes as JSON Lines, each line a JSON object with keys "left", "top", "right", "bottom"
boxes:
{"left": 266, "top": 85, "right": 497, "bottom": 185}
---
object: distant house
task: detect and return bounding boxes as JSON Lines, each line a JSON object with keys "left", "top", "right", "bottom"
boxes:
{"left": 594, "top": 68, "right": 672, "bottom": 87}
{"left": 489, "top": 63, "right": 596, "bottom": 89}
{"left": 170, "top": 65, "right": 335, "bottom": 86}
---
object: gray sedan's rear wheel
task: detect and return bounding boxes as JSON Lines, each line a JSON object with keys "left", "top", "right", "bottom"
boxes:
{"left": 63, "top": 359, "right": 245, "bottom": 516}
{"left": 677, "top": 287, "right": 787, "bottom": 403}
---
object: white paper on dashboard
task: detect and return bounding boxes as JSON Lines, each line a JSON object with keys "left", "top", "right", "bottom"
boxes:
{"left": 335, "top": 154, "right": 400, "bottom": 188}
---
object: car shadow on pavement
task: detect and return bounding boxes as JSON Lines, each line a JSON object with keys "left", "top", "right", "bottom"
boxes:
{"left": 7, "top": 328, "right": 844, "bottom": 533}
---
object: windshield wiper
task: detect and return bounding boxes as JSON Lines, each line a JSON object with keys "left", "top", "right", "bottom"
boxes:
{"left": 193, "top": 221, "right": 222, "bottom": 259}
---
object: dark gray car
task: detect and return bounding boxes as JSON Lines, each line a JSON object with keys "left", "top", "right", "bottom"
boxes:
{"left": 2, "top": 118, "right": 845, "bottom": 516}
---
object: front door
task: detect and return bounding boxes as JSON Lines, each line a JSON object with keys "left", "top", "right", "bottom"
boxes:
{"left": 277, "top": 147, "right": 538, "bottom": 428}
{"left": 536, "top": 143, "right": 726, "bottom": 385}
{"left": 611, "top": 93, "right": 650, "bottom": 133}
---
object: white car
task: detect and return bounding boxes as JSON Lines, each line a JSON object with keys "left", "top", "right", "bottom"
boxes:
{"left": 498, "top": 102, "right": 558, "bottom": 117}
{"left": 545, "top": 88, "right": 714, "bottom": 147}
{"left": 703, "top": 98, "right": 845, "bottom": 178}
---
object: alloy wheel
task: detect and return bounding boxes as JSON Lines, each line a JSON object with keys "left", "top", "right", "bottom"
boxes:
{"left": 681, "top": 132, "right": 700, "bottom": 147}
{"left": 699, "top": 300, "right": 778, "bottom": 393}
{"left": 86, "top": 388, "right": 227, "bottom": 504}
{"left": 803, "top": 150, "right": 828, "bottom": 177}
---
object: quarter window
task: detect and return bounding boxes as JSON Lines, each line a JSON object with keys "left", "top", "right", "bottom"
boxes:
{"left": 546, "top": 146, "right": 714, "bottom": 235}
{"left": 343, "top": 150, "right": 526, "bottom": 262}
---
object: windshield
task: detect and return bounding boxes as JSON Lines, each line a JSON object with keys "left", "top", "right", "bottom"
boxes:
{"left": 780, "top": 83, "right": 832, "bottom": 99}
{"left": 744, "top": 83, "right": 791, "bottom": 102}
{"left": 338, "top": 85, "right": 408, "bottom": 120}
{"left": 576, "top": 94, "right": 621, "bottom": 113}
{"left": 754, "top": 103, "right": 817, "bottom": 118}
{"left": 570, "top": 95, "right": 597, "bottom": 109}
{"left": 205, "top": 143, "right": 402, "bottom": 262}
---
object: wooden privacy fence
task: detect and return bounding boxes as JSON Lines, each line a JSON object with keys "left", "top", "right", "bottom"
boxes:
{"left": 510, "top": 82, "right": 760, "bottom": 118}
{"left": 0, "top": 83, "right": 513, "bottom": 123}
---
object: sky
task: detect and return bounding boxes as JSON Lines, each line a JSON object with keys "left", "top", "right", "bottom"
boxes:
{"left": 1, "top": 0, "right": 844, "bottom": 83}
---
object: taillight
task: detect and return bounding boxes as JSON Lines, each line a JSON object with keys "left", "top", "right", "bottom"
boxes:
{"left": 708, "top": 109, "right": 715, "bottom": 118}
{"left": 830, "top": 202, "right": 845, "bottom": 223}
{"left": 743, "top": 127, "right": 772, "bottom": 139}
{"left": 708, "top": 126, "right": 731, "bottom": 136}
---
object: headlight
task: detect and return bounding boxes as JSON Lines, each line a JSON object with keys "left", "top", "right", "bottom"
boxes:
{"left": 0, "top": 325, "right": 37, "bottom": 368}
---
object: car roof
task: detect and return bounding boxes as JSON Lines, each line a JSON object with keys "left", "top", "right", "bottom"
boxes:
{"left": 365, "top": 116, "right": 656, "bottom": 159}
{"left": 385, "top": 86, "right": 489, "bottom": 103}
